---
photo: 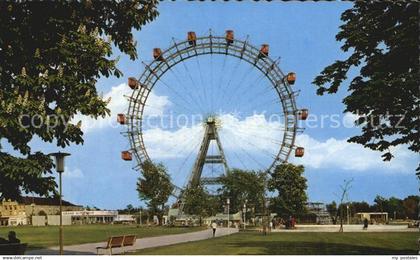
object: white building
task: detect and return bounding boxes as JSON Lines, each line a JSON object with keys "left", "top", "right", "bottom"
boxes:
{"left": 114, "top": 214, "right": 136, "bottom": 224}
{"left": 62, "top": 210, "right": 118, "bottom": 224}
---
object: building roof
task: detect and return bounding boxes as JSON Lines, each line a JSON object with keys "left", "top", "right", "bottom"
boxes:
{"left": 62, "top": 210, "right": 118, "bottom": 216}
{"left": 19, "top": 196, "right": 80, "bottom": 207}
{"left": 356, "top": 212, "right": 388, "bottom": 215}
{"left": 205, "top": 212, "right": 242, "bottom": 221}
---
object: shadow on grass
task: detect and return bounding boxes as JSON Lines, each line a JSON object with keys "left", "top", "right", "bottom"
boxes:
{"left": 26, "top": 248, "right": 95, "bottom": 255}
{"left": 225, "top": 240, "right": 416, "bottom": 255}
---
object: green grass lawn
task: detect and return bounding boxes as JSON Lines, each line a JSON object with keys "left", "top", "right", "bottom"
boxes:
{"left": 136, "top": 231, "right": 419, "bottom": 255}
{"left": 0, "top": 225, "right": 204, "bottom": 250}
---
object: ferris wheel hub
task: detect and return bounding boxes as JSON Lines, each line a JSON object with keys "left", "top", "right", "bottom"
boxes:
{"left": 204, "top": 115, "right": 222, "bottom": 129}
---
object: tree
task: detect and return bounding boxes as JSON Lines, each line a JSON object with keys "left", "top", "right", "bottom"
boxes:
{"left": 182, "top": 185, "right": 218, "bottom": 225}
{"left": 403, "top": 195, "right": 419, "bottom": 220}
{"left": 373, "top": 195, "right": 413, "bottom": 219}
{"left": 326, "top": 201, "right": 338, "bottom": 224}
{"left": 126, "top": 204, "right": 134, "bottom": 214}
{"left": 218, "top": 169, "right": 266, "bottom": 214}
{"left": 387, "top": 197, "right": 405, "bottom": 219}
{"left": 136, "top": 160, "right": 173, "bottom": 225}
{"left": 350, "top": 201, "right": 371, "bottom": 214}
{"left": 313, "top": 2, "right": 419, "bottom": 176}
{"left": 373, "top": 195, "right": 387, "bottom": 212}
{"left": 335, "top": 179, "right": 353, "bottom": 232}
{"left": 0, "top": 1, "right": 159, "bottom": 200}
{"left": 268, "top": 163, "right": 308, "bottom": 218}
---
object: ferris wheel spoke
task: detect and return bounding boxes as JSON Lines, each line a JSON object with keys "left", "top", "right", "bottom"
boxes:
{"left": 239, "top": 83, "right": 276, "bottom": 109}
{"left": 215, "top": 55, "right": 228, "bottom": 109}
{"left": 209, "top": 53, "right": 214, "bottom": 112}
{"left": 222, "top": 132, "right": 268, "bottom": 170}
{"left": 155, "top": 77, "right": 201, "bottom": 115}
{"left": 179, "top": 59, "right": 208, "bottom": 115}
{"left": 219, "top": 134, "right": 249, "bottom": 170}
{"left": 216, "top": 58, "right": 240, "bottom": 110}
{"left": 230, "top": 130, "right": 278, "bottom": 163}
{"left": 231, "top": 71, "right": 268, "bottom": 109}
{"left": 194, "top": 55, "right": 210, "bottom": 113}
{"left": 233, "top": 128, "right": 284, "bottom": 145}
{"left": 172, "top": 135, "right": 203, "bottom": 181}
{"left": 240, "top": 96, "right": 282, "bottom": 114}
{"left": 155, "top": 126, "right": 203, "bottom": 158}
{"left": 207, "top": 55, "right": 216, "bottom": 114}
{"left": 224, "top": 66, "right": 265, "bottom": 111}
{"left": 142, "top": 102, "right": 170, "bottom": 114}
{"left": 166, "top": 66, "right": 207, "bottom": 115}
{"left": 233, "top": 123, "right": 285, "bottom": 133}
{"left": 224, "top": 126, "right": 284, "bottom": 149}
{"left": 218, "top": 58, "right": 242, "bottom": 107}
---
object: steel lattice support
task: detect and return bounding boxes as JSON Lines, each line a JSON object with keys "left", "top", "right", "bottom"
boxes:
{"left": 188, "top": 117, "right": 228, "bottom": 187}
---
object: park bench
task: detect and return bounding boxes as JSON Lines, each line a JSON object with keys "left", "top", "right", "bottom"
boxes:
{"left": 0, "top": 243, "right": 27, "bottom": 255}
{"left": 96, "top": 235, "right": 136, "bottom": 255}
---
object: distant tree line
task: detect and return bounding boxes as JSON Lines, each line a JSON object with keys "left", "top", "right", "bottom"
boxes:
{"left": 326, "top": 195, "right": 419, "bottom": 223}
{"left": 136, "top": 161, "right": 309, "bottom": 226}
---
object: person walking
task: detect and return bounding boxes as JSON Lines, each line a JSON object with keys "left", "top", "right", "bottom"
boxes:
{"left": 363, "top": 218, "right": 369, "bottom": 230}
{"left": 291, "top": 216, "right": 296, "bottom": 229}
{"left": 211, "top": 222, "right": 217, "bottom": 238}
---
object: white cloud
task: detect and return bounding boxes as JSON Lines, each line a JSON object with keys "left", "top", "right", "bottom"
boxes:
{"left": 291, "top": 134, "right": 417, "bottom": 173}
{"left": 218, "top": 113, "right": 283, "bottom": 152}
{"left": 73, "top": 83, "right": 171, "bottom": 133}
{"left": 143, "top": 113, "right": 283, "bottom": 159}
{"left": 144, "top": 124, "right": 204, "bottom": 159}
{"left": 62, "top": 167, "right": 84, "bottom": 178}
{"left": 141, "top": 113, "right": 417, "bottom": 174}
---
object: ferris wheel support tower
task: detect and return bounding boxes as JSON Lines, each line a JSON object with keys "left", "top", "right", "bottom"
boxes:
{"left": 188, "top": 116, "right": 228, "bottom": 187}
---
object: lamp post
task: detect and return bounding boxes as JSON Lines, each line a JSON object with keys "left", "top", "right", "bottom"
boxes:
{"left": 49, "top": 152, "right": 70, "bottom": 255}
{"left": 346, "top": 205, "right": 350, "bottom": 225}
{"left": 140, "top": 208, "right": 143, "bottom": 225}
{"left": 226, "top": 198, "right": 230, "bottom": 234}
{"left": 30, "top": 203, "right": 35, "bottom": 225}
{"left": 243, "top": 199, "right": 247, "bottom": 231}
{"left": 265, "top": 199, "right": 270, "bottom": 235}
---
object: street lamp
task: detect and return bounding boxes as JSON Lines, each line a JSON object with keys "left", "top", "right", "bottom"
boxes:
{"left": 265, "top": 199, "right": 271, "bottom": 234}
{"left": 140, "top": 208, "right": 143, "bottom": 225}
{"left": 346, "top": 205, "right": 350, "bottom": 225}
{"left": 243, "top": 200, "right": 247, "bottom": 231}
{"left": 226, "top": 198, "right": 230, "bottom": 233}
{"left": 49, "top": 152, "right": 70, "bottom": 255}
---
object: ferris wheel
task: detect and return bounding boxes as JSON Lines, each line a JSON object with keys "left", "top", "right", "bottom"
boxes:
{"left": 118, "top": 30, "right": 308, "bottom": 206}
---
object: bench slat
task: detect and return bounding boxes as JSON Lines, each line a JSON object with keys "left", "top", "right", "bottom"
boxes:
{"left": 96, "top": 235, "right": 136, "bottom": 255}
{"left": 123, "top": 235, "right": 136, "bottom": 247}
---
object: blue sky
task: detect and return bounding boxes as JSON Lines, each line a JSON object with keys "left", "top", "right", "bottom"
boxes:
{"left": 6, "top": 2, "right": 419, "bottom": 209}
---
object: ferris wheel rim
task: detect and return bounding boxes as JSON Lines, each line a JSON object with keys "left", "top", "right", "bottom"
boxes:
{"left": 126, "top": 33, "right": 299, "bottom": 175}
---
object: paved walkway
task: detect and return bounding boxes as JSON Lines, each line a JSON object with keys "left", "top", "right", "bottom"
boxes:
{"left": 27, "top": 227, "right": 238, "bottom": 255}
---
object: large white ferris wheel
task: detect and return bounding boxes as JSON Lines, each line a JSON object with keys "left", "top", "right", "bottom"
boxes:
{"left": 118, "top": 30, "right": 308, "bottom": 213}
